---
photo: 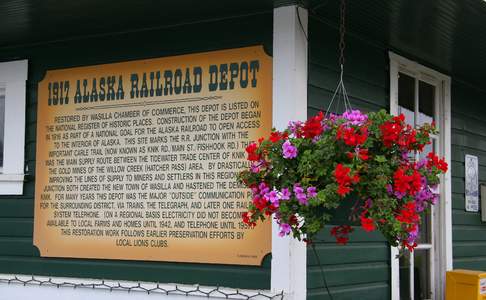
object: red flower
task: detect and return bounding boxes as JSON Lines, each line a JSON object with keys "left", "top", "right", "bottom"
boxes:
{"left": 330, "top": 225, "right": 353, "bottom": 245}
{"left": 334, "top": 163, "right": 351, "bottom": 179}
{"left": 245, "top": 142, "right": 260, "bottom": 161}
{"left": 393, "top": 167, "right": 422, "bottom": 195}
{"left": 358, "top": 148, "right": 369, "bottom": 160}
{"left": 334, "top": 164, "right": 359, "bottom": 197}
{"left": 380, "top": 115, "right": 421, "bottom": 150}
{"left": 252, "top": 196, "right": 267, "bottom": 211}
{"left": 346, "top": 148, "right": 369, "bottom": 161}
{"left": 269, "top": 131, "right": 288, "bottom": 143}
{"left": 396, "top": 202, "right": 419, "bottom": 224}
{"left": 380, "top": 116, "right": 403, "bottom": 147}
{"left": 427, "top": 152, "right": 448, "bottom": 173}
{"left": 302, "top": 112, "right": 324, "bottom": 139}
{"left": 360, "top": 212, "right": 375, "bottom": 232}
{"left": 398, "top": 126, "right": 417, "bottom": 150}
{"left": 334, "top": 164, "right": 351, "bottom": 196}
{"left": 337, "top": 126, "right": 368, "bottom": 147}
{"left": 402, "top": 240, "right": 417, "bottom": 252}
{"left": 409, "top": 170, "right": 422, "bottom": 194}
{"left": 335, "top": 236, "right": 349, "bottom": 245}
{"left": 393, "top": 168, "right": 408, "bottom": 193}
{"left": 337, "top": 185, "right": 351, "bottom": 196}
{"left": 265, "top": 204, "right": 277, "bottom": 216}
{"left": 406, "top": 223, "right": 418, "bottom": 233}
{"left": 288, "top": 215, "right": 298, "bottom": 225}
{"left": 242, "top": 212, "right": 256, "bottom": 227}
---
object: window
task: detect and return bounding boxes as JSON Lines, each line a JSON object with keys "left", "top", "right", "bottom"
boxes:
{"left": 0, "top": 60, "right": 28, "bottom": 194}
{"left": 389, "top": 53, "right": 452, "bottom": 300}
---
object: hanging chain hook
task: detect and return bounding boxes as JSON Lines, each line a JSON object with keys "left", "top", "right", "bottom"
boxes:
{"left": 325, "top": 0, "right": 352, "bottom": 118}
{"left": 339, "top": 0, "right": 346, "bottom": 68}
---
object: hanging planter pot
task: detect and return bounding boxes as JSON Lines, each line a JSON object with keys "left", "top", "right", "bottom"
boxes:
{"left": 238, "top": 109, "right": 447, "bottom": 251}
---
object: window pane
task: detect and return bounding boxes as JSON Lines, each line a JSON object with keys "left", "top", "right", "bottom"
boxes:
{"left": 419, "top": 81, "right": 435, "bottom": 126}
{"left": 414, "top": 250, "right": 432, "bottom": 299}
{"left": 418, "top": 139, "right": 436, "bottom": 243}
{"left": 419, "top": 138, "right": 436, "bottom": 161}
{"left": 398, "top": 72, "right": 415, "bottom": 125}
{"left": 399, "top": 250, "right": 433, "bottom": 300}
{"left": 0, "top": 84, "right": 4, "bottom": 168}
{"left": 399, "top": 252, "right": 412, "bottom": 300}
{"left": 418, "top": 209, "right": 431, "bottom": 244}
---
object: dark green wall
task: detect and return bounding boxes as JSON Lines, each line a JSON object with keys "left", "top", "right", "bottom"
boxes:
{"left": 0, "top": 13, "right": 273, "bottom": 289}
{"left": 307, "top": 18, "right": 390, "bottom": 300}
{"left": 450, "top": 81, "right": 486, "bottom": 270}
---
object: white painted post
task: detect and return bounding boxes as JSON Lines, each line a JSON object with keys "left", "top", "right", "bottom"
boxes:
{"left": 271, "top": 4, "right": 308, "bottom": 300}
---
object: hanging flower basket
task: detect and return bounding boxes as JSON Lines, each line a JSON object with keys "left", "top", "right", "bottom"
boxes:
{"left": 238, "top": 109, "right": 448, "bottom": 251}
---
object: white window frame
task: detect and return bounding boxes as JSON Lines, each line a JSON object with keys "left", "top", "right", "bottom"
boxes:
{"left": 0, "top": 60, "right": 28, "bottom": 195}
{"left": 389, "top": 52, "right": 452, "bottom": 300}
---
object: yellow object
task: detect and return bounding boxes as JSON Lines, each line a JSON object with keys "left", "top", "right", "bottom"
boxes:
{"left": 446, "top": 269, "right": 486, "bottom": 300}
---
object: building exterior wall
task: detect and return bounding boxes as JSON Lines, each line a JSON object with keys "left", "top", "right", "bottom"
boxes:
{"left": 306, "top": 17, "right": 391, "bottom": 300}
{"left": 0, "top": 12, "right": 273, "bottom": 290}
{"left": 307, "top": 14, "right": 486, "bottom": 299}
{"left": 450, "top": 81, "right": 486, "bottom": 270}
{"left": 0, "top": 4, "right": 485, "bottom": 300}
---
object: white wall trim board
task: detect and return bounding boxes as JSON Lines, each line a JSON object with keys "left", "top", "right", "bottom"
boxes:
{"left": 271, "top": 4, "right": 308, "bottom": 300}
{"left": 0, "top": 274, "right": 282, "bottom": 300}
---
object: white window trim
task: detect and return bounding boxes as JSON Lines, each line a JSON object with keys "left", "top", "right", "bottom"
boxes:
{"left": 0, "top": 59, "right": 28, "bottom": 195}
{"left": 389, "top": 52, "right": 452, "bottom": 300}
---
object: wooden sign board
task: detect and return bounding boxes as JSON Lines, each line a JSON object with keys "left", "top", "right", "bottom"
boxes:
{"left": 34, "top": 46, "right": 272, "bottom": 265}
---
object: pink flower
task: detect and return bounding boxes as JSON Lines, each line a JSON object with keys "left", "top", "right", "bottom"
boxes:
{"left": 296, "top": 193, "right": 308, "bottom": 205}
{"left": 342, "top": 109, "right": 368, "bottom": 126}
{"left": 280, "top": 188, "right": 291, "bottom": 200}
{"left": 288, "top": 120, "right": 303, "bottom": 137}
{"left": 293, "top": 184, "right": 308, "bottom": 205}
{"left": 282, "top": 140, "right": 298, "bottom": 159}
{"left": 279, "top": 223, "right": 292, "bottom": 237}
{"left": 265, "top": 190, "right": 280, "bottom": 207}
{"left": 258, "top": 182, "right": 270, "bottom": 195}
{"left": 307, "top": 186, "right": 317, "bottom": 198}
{"left": 250, "top": 163, "right": 261, "bottom": 173}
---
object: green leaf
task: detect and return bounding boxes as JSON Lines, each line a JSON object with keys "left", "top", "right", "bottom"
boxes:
{"left": 375, "top": 155, "right": 387, "bottom": 163}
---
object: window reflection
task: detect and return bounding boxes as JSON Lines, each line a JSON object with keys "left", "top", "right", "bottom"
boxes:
{"left": 414, "top": 250, "right": 432, "bottom": 299}
{"left": 399, "top": 250, "right": 432, "bottom": 300}
{"left": 398, "top": 72, "right": 415, "bottom": 125}
{"left": 419, "top": 81, "right": 435, "bottom": 126}
{"left": 399, "top": 252, "right": 412, "bottom": 300}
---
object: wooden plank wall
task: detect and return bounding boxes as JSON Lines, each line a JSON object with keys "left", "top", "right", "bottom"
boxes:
{"left": 450, "top": 81, "right": 486, "bottom": 270}
{"left": 306, "top": 18, "right": 391, "bottom": 300}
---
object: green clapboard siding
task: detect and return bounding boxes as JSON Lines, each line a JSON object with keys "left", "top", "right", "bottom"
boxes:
{"left": 450, "top": 81, "right": 486, "bottom": 271}
{"left": 309, "top": 9, "right": 486, "bottom": 297}
{"left": 307, "top": 17, "right": 391, "bottom": 300}
{"left": 0, "top": 13, "right": 272, "bottom": 289}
